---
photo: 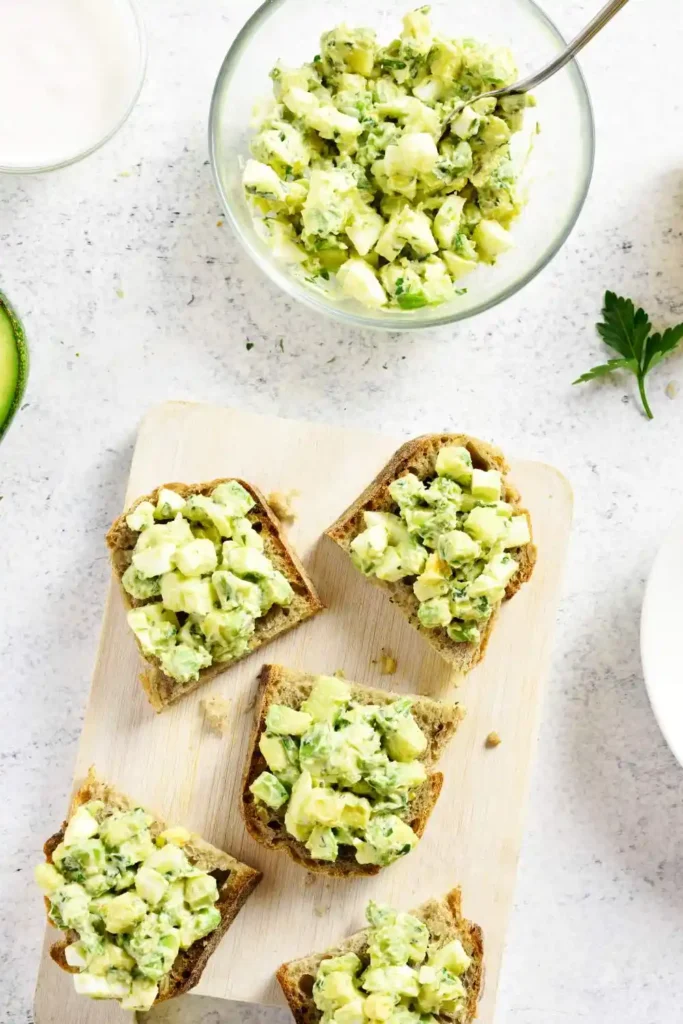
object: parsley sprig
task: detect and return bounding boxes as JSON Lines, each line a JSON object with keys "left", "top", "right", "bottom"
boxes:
{"left": 573, "top": 291, "right": 683, "bottom": 419}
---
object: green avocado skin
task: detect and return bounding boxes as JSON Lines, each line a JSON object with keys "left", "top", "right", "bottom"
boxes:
{"left": 0, "top": 291, "right": 28, "bottom": 441}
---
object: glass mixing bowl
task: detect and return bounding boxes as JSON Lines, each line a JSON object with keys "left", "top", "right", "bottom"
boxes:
{"left": 209, "top": 0, "right": 594, "bottom": 331}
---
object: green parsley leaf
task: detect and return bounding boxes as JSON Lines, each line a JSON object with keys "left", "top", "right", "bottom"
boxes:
{"left": 573, "top": 291, "right": 683, "bottom": 419}
{"left": 596, "top": 291, "right": 651, "bottom": 361}
{"left": 643, "top": 324, "right": 683, "bottom": 374}
{"left": 573, "top": 358, "right": 634, "bottom": 384}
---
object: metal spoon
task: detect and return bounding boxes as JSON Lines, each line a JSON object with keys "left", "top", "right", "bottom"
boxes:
{"left": 442, "top": 0, "right": 629, "bottom": 129}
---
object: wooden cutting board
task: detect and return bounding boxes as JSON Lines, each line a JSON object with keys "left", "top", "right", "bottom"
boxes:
{"left": 34, "top": 401, "right": 573, "bottom": 1024}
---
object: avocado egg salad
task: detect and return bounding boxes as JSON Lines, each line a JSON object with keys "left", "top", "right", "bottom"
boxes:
{"left": 121, "top": 481, "right": 295, "bottom": 685}
{"left": 313, "top": 901, "right": 473, "bottom": 1024}
{"left": 249, "top": 676, "right": 431, "bottom": 868}
{"left": 350, "top": 445, "right": 531, "bottom": 645}
{"left": 35, "top": 803, "right": 221, "bottom": 1011}
{"left": 241, "top": 6, "right": 534, "bottom": 311}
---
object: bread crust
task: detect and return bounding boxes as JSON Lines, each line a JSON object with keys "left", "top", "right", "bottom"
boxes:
{"left": 106, "top": 478, "right": 324, "bottom": 711}
{"left": 41, "top": 768, "right": 262, "bottom": 1004}
{"left": 240, "top": 664, "right": 464, "bottom": 878}
{"left": 326, "top": 434, "right": 536, "bottom": 673}
{"left": 276, "top": 886, "right": 484, "bottom": 1024}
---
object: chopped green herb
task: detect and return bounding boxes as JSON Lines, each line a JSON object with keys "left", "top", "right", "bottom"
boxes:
{"left": 397, "top": 292, "right": 428, "bottom": 310}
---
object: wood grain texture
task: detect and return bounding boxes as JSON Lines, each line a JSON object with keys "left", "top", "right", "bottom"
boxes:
{"left": 33, "top": 402, "right": 573, "bottom": 1024}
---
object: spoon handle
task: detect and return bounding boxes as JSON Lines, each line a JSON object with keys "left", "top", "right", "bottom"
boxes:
{"left": 506, "top": 0, "right": 630, "bottom": 94}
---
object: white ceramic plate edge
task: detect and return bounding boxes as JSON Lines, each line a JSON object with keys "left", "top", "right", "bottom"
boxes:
{"left": 641, "top": 505, "right": 683, "bottom": 767}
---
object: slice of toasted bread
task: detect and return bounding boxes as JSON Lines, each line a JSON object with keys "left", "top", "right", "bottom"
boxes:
{"left": 106, "top": 478, "right": 324, "bottom": 711}
{"left": 241, "top": 665, "right": 464, "bottom": 878}
{"left": 326, "top": 434, "right": 536, "bottom": 673}
{"left": 41, "top": 768, "right": 262, "bottom": 1005}
{"left": 277, "top": 887, "right": 484, "bottom": 1024}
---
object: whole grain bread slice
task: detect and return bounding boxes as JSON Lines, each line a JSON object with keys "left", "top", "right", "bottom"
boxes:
{"left": 41, "top": 767, "right": 262, "bottom": 1005}
{"left": 106, "top": 478, "right": 324, "bottom": 711}
{"left": 277, "top": 886, "right": 484, "bottom": 1024}
{"left": 241, "top": 664, "right": 464, "bottom": 878}
{"left": 326, "top": 434, "right": 536, "bottom": 674}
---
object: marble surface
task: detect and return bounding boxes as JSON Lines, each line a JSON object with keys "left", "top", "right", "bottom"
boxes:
{"left": 2, "top": 0, "right": 683, "bottom": 1021}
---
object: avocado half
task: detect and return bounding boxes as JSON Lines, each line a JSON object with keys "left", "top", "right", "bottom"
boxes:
{"left": 0, "top": 290, "right": 28, "bottom": 441}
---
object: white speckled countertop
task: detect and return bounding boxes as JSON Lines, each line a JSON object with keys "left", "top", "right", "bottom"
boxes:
{"left": 2, "top": 0, "right": 683, "bottom": 1021}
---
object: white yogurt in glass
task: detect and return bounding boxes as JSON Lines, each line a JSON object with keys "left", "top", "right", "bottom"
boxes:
{"left": 0, "top": 0, "right": 145, "bottom": 172}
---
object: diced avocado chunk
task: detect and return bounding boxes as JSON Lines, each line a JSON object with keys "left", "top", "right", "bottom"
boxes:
{"left": 337, "top": 258, "right": 387, "bottom": 308}
{"left": 243, "top": 158, "right": 287, "bottom": 201}
{"left": 161, "top": 572, "right": 215, "bottom": 616}
{"left": 126, "top": 501, "right": 156, "bottom": 532}
{"left": 212, "top": 480, "right": 255, "bottom": 517}
{"left": 446, "top": 621, "right": 480, "bottom": 644}
{"left": 159, "top": 641, "right": 211, "bottom": 683}
{"left": 505, "top": 514, "right": 531, "bottom": 548}
{"left": 354, "top": 815, "right": 418, "bottom": 866}
{"left": 435, "top": 445, "right": 472, "bottom": 485}
{"left": 377, "top": 700, "right": 428, "bottom": 762}
{"left": 438, "top": 529, "right": 480, "bottom": 565}
{"left": 224, "top": 545, "right": 274, "bottom": 579}
{"left": 442, "top": 250, "right": 477, "bottom": 281}
{"left": 63, "top": 806, "right": 100, "bottom": 845}
{"left": 35, "top": 863, "right": 64, "bottom": 895}
{"left": 350, "top": 522, "right": 389, "bottom": 572}
{"left": 212, "top": 570, "right": 263, "bottom": 616}
{"left": 266, "top": 704, "right": 313, "bottom": 736}
{"left": 450, "top": 105, "right": 481, "bottom": 140}
{"left": 250, "top": 770, "right": 290, "bottom": 809}
{"left": 428, "top": 937, "right": 472, "bottom": 975}
{"left": 284, "top": 770, "right": 315, "bottom": 841}
{"left": 416, "top": 965, "right": 466, "bottom": 1012}
{"left": 470, "top": 468, "right": 502, "bottom": 502}
{"left": 433, "top": 195, "right": 465, "bottom": 249}
{"left": 385, "top": 133, "right": 439, "bottom": 176}
{"left": 302, "top": 676, "right": 351, "bottom": 724}
{"left": 173, "top": 538, "right": 218, "bottom": 577}
{"left": 389, "top": 473, "right": 426, "bottom": 508}
{"left": 122, "top": 565, "right": 162, "bottom": 600}
{"left": 159, "top": 826, "right": 192, "bottom": 847}
{"left": 132, "top": 541, "right": 177, "bottom": 578}
{"left": 184, "top": 873, "right": 219, "bottom": 910}
{"left": 127, "top": 605, "right": 177, "bottom": 657}
{"left": 463, "top": 506, "right": 507, "bottom": 547}
{"left": 154, "top": 488, "right": 186, "bottom": 520}
{"left": 473, "top": 218, "right": 514, "bottom": 261}
{"left": 201, "top": 607, "right": 254, "bottom": 660}
{"left": 144, "top": 841, "right": 191, "bottom": 877}
{"left": 135, "top": 866, "right": 169, "bottom": 907}
{"left": 102, "top": 891, "right": 147, "bottom": 934}
{"left": 418, "top": 596, "right": 452, "bottom": 628}
{"left": 306, "top": 825, "right": 339, "bottom": 861}
{"left": 259, "top": 570, "right": 295, "bottom": 611}
{"left": 413, "top": 570, "right": 449, "bottom": 603}
{"left": 120, "top": 978, "right": 159, "bottom": 1012}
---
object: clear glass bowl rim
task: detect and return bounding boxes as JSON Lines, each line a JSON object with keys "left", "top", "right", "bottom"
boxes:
{"left": 209, "top": 0, "right": 595, "bottom": 332}
{"left": 0, "top": 0, "right": 147, "bottom": 176}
